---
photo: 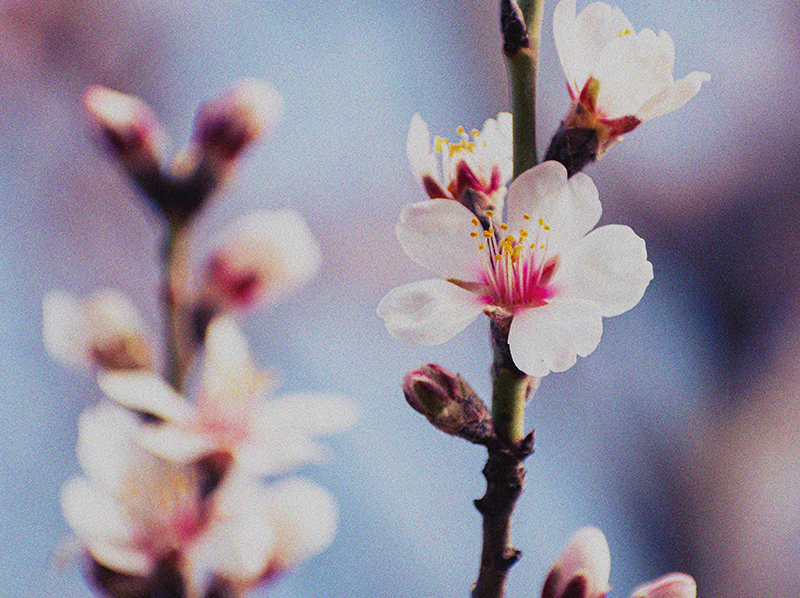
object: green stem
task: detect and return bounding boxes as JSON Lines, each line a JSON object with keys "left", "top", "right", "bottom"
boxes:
{"left": 503, "top": 0, "right": 545, "bottom": 178}
{"left": 163, "top": 223, "right": 194, "bottom": 390}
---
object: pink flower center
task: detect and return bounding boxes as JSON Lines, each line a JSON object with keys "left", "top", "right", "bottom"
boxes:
{"left": 470, "top": 211, "right": 559, "bottom": 310}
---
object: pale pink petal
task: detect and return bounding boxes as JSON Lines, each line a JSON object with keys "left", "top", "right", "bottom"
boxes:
{"left": 558, "top": 224, "right": 653, "bottom": 317}
{"left": 553, "top": 526, "right": 612, "bottom": 598}
{"left": 199, "top": 316, "right": 264, "bottom": 418}
{"left": 630, "top": 572, "right": 697, "bottom": 598}
{"left": 636, "top": 71, "right": 711, "bottom": 122}
{"left": 593, "top": 29, "right": 675, "bottom": 118}
{"left": 508, "top": 299, "right": 603, "bottom": 377}
{"left": 395, "top": 200, "right": 484, "bottom": 281}
{"left": 406, "top": 113, "right": 440, "bottom": 184}
{"left": 377, "top": 279, "right": 485, "bottom": 346}
{"left": 43, "top": 290, "right": 87, "bottom": 369}
{"left": 76, "top": 403, "right": 142, "bottom": 489}
{"left": 263, "top": 478, "right": 338, "bottom": 568}
{"left": 61, "top": 477, "right": 135, "bottom": 546}
{"left": 186, "top": 481, "right": 275, "bottom": 582}
{"left": 85, "top": 539, "right": 153, "bottom": 577}
{"left": 135, "top": 423, "right": 216, "bottom": 464}
{"left": 255, "top": 393, "right": 360, "bottom": 437}
{"left": 505, "top": 162, "right": 601, "bottom": 253}
{"left": 98, "top": 371, "right": 193, "bottom": 423}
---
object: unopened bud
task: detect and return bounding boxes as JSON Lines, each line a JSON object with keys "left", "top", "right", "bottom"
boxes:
{"left": 544, "top": 527, "right": 611, "bottom": 598}
{"left": 630, "top": 573, "right": 697, "bottom": 598}
{"left": 189, "top": 78, "right": 282, "bottom": 183}
{"left": 402, "top": 364, "right": 493, "bottom": 444}
{"left": 83, "top": 86, "right": 165, "bottom": 178}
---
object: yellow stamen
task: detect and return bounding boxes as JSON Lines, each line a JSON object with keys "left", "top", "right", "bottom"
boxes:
{"left": 471, "top": 218, "right": 479, "bottom": 226}
{"left": 470, "top": 231, "right": 479, "bottom": 238}
{"left": 500, "top": 224, "right": 509, "bottom": 230}
{"left": 543, "top": 224, "right": 551, "bottom": 231}
{"left": 538, "top": 218, "right": 544, "bottom": 226}
{"left": 478, "top": 244, "right": 485, "bottom": 250}
{"left": 483, "top": 230, "right": 493, "bottom": 238}
{"left": 523, "top": 213, "right": 531, "bottom": 220}
{"left": 457, "top": 126, "right": 465, "bottom": 136}
{"left": 486, "top": 210, "right": 494, "bottom": 218}
{"left": 519, "top": 229, "right": 528, "bottom": 237}
{"left": 471, "top": 129, "right": 481, "bottom": 137}
{"left": 618, "top": 28, "right": 632, "bottom": 36}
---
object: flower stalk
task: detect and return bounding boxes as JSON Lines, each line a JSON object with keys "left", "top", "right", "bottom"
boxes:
{"left": 163, "top": 222, "right": 195, "bottom": 390}
{"left": 502, "top": 0, "right": 545, "bottom": 178}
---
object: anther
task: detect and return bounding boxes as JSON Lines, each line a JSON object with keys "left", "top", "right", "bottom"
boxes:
{"left": 470, "top": 231, "right": 479, "bottom": 238}
{"left": 486, "top": 210, "right": 494, "bottom": 218}
{"left": 500, "top": 224, "right": 509, "bottom": 230}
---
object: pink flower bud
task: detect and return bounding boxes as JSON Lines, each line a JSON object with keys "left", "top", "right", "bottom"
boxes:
{"left": 547, "top": 527, "right": 611, "bottom": 598}
{"left": 192, "top": 78, "right": 282, "bottom": 170}
{"left": 83, "top": 85, "right": 165, "bottom": 177}
{"left": 629, "top": 573, "right": 697, "bottom": 598}
{"left": 402, "top": 364, "right": 493, "bottom": 444}
{"left": 199, "top": 209, "right": 321, "bottom": 311}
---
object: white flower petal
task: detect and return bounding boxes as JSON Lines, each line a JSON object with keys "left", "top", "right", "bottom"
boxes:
{"left": 553, "top": 526, "right": 611, "bottom": 598}
{"left": 593, "top": 29, "right": 675, "bottom": 118}
{"left": 630, "top": 572, "right": 697, "bottom": 598}
{"left": 508, "top": 299, "right": 603, "bottom": 377}
{"left": 135, "top": 423, "right": 216, "bottom": 464}
{"left": 377, "top": 279, "right": 484, "bottom": 346}
{"left": 636, "top": 70, "right": 711, "bottom": 122}
{"left": 76, "top": 403, "right": 142, "bottom": 489}
{"left": 187, "top": 481, "right": 276, "bottom": 582}
{"left": 43, "top": 290, "right": 88, "bottom": 369}
{"left": 406, "top": 113, "right": 440, "bottom": 184}
{"left": 506, "top": 162, "right": 601, "bottom": 252}
{"left": 263, "top": 477, "right": 338, "bottom": 568}
{"left": 85, "top": 539, "right": 153, "bottom": 577}
{"left": 558, "top": 224, "right": 653, "bottom": 317}
{"left": 257, "top": 393, "right": 360, "bottom": 437}
{"left": 99, "top": 371, "right": 193, "bottom": 423}
{"left": 61, "top": 477, "right": 134, "bottom": 545}
{"left": 554, "top": 0, "right": 633, "bottom": 94}
{"left": 395, "top": 199, "right": 484, "bottom": 281}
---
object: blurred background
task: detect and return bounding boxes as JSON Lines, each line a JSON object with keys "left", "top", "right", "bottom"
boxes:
{"left": 1, "top": 0, "right": 798, "bottom": 596}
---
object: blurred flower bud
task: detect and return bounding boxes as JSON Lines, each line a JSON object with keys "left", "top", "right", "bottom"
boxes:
{"left": 197, "top": 209, "right": 322, "bottom": 314}
{"left": 402, "top": 364, "right": 493, "bottom": 444}
{"left": 543, "top": 526, "right": 610, "bottom": 598}
{"left": 43, "top": 289, "right": 152, "bottom": 372}
{"left": 83, "top": 85, "right": 166, "bottom": 179}
{"left": 629, "top": 573, "right": 696, "bottom": 598}
{"left": 186, "top": 78, "right": 283, "bottom": 185}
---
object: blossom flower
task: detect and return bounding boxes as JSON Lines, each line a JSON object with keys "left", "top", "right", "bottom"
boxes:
{"left": 61, "top": 403, "right": 338, "bottom": 596}
{"left": 185, "top": 78, "right": 283, "bottom": 185}
{"left": 407, "top": 112, "right": 512, "bottom": 213}
{"left": 551, "top": 0, "right": 710, "bottom": 156}
{"left": 377, "top": 161, "right": 652, "bottom": 378}
{"left": 197, "top": 209, "right": 322, "bottom": 311}
{"left": 43, "top": 288, "right": 152, "bottom": 371}
{"left": 99, "top": 315, "right": 358, "bottom": 475}
{"left": 542, "top": 526, "right": 696, "bottom": 598}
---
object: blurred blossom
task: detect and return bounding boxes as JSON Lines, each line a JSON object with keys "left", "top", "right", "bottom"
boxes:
{"left": 183, "top": 77, "right": 283, "bottom": 184}
{"left": 99, "top": 315, "right": 359, "bottom": 476}
{"left": 61, "top": 403, "right": 336, "bottom": 596}
{"left": 550, "top": 0, "right": 709, "bottom": 160}
{"left": 198, "top": 208, "right": 322, "bottom": 312}
{"left": 406, "top": 112, "right": 512, "bottom": 214}
{"left": 378, "top": 161, "right": 652, "bottom": 377}
{"left": 42, "top": 289, "right": 152, "bottom": 372}
{"left": 543, "top": 527, "right": 696, "bottom": 598}
{"left": 83, "top": 85, "right": 167, "bottom": 179}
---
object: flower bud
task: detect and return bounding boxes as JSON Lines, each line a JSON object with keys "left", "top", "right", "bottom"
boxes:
{"left": 43, "top": 289, "right": 153, "bottom": 372}
{"left": 188, "top": 78, "right": 282, "bottom": 184}
{"left": 402, "top": 364, "right": 493, "bottom": 444}
{"left": 629, "top": 573, "right": 697, "bottom": 598}
{"left": 543, "top": 527, "right": 611, "bottom": 598}
{"left": 197, "top": 209, "right": 321, "bottom": 313}
{"left": 83, "top": 85, "right": 165, "bottom": 179}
